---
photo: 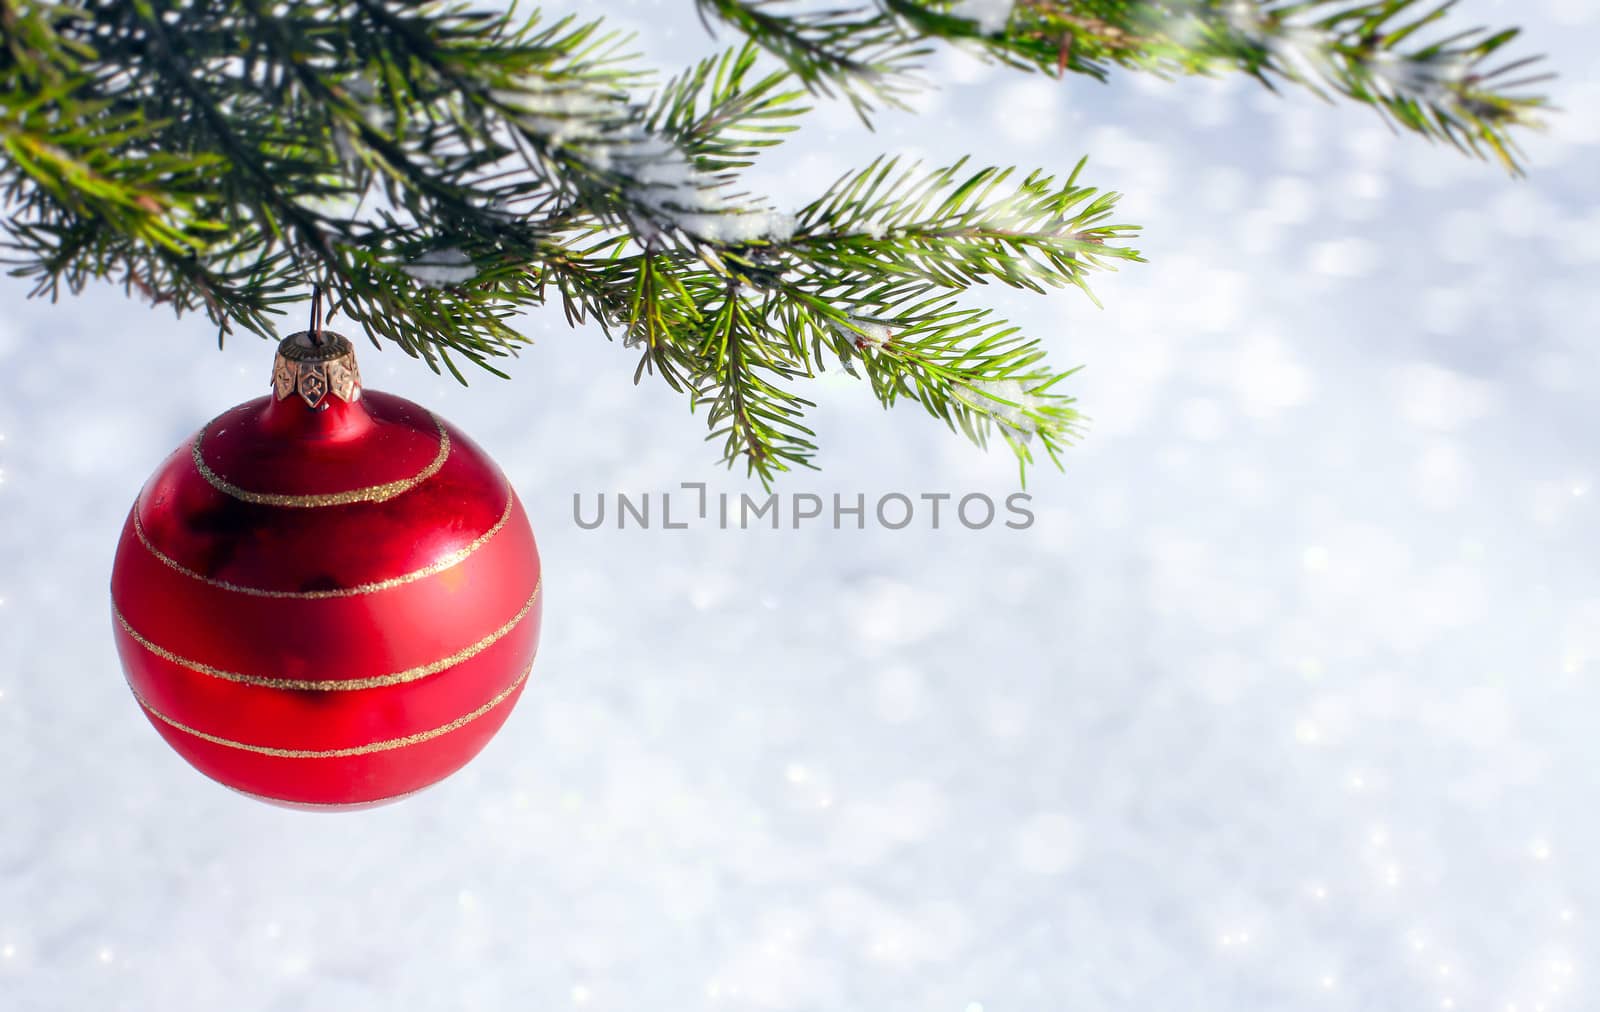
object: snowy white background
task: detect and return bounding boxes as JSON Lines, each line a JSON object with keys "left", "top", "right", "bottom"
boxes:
{"left": 2, "top": 1, "right": 1598, "bottom": 1009}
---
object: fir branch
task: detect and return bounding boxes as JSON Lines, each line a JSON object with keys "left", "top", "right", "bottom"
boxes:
{"left": 705, "top": 0, "right": 1549, "bottom": 172}
{"left": 0, "top": 0, "right": 1554, "bottom": 485}
{"left": 694, "top": 0, "right": 929, "bottom": 121}
{"left": 539, "top": 153, "right": 1139, "bottom": 483}
{"left": 786, "top": 154, "right": 1140, "bottom": 298}
{"left": 982, "top": 1, "right": 1551, "bottom": 174}
{"left": 689, "top": 280, "right": 820, "bottom": 479}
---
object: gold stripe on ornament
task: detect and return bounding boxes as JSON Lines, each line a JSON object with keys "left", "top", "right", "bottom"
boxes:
{"left": 127, "top": 656, "right": 534, "bottom": 759}
{"left": 130, "top": 481, "right": 517, "bottom": 599}
{"left": 190, "top": 412, "right": 451, "bottom": 507}
{"left": 112, "top": 579, "right": 541, "bottom": 691}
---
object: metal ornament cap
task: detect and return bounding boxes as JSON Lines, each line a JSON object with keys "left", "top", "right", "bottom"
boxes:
{"left": 273, "top": 330, "right": 362, "bottom": 409}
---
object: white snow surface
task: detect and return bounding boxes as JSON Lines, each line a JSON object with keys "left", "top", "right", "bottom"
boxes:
{"left": 494, "top": 78, "right": 791, "bottom": 244}
{"left": 3, "top": 3, "right": 1599, "bottom": 1010}
{"left": 947, "top": 0, "right": 1014, "bottom": 35}
{"left": 403, "top": 247, "right": 478, "bottom": 287}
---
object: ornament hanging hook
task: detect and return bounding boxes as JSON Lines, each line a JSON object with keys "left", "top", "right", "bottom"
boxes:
{"left": 308, "top": 283, "right": 325, "bottom": 348}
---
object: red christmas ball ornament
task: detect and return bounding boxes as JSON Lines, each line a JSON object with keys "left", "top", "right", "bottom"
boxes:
{"left": 109, "top": 327, "right": 542, "bottom": 809}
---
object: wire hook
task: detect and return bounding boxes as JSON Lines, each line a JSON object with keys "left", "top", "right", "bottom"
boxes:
{"left": 308, "top": 283, "right": 325, "bottom": 347}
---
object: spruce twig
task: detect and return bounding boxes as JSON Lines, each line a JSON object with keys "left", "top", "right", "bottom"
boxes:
{"left": 0, "top": 0, "right": 1550, "bottom": 485}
